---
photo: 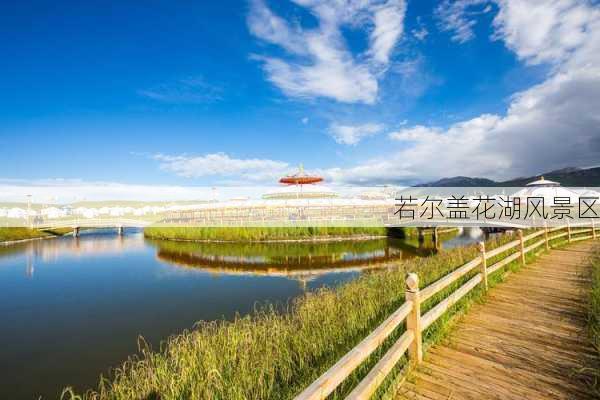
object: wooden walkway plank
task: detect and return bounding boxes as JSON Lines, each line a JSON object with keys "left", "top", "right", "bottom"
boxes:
{"left": 424, "top": 350, "right": 571, "bottom": 399}
{"left": 397, "top": 241, "right": 600, "bottom": 400}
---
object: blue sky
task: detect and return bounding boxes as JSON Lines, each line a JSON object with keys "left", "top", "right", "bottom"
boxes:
{"left": 1, "top": 0, "right": 599, "bottom": 188}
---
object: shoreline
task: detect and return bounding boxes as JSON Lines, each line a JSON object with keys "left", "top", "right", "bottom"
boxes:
{"left": 0, "top": 235, "right": 59, "bottom": 246}
{"left": 143, "top": 225, "right": 390, "bottom": 243}
{"left": 143, "top": 226, "right": 461, "bottom": 244}
{"left": 143, "top": 233, "right": 390, "bottom": 244}
{"left": 0, "top": 228, "right": 74, "bottom": 246}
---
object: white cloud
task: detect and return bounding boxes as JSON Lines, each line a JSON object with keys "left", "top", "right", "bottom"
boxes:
{"left": 139, "top": 77, "right": 223, "bottom": 104}
{"left": 412, "top": 27, "right": 429, "bottom": 41}
{"left": 247, "top": 1, "right": 307, "bottom": 55}
{"left": 133, "top": 0, "right": 599, "bottom": 187}
{"left": 388, "top": 125, "right": 443, "bottom": 141}
{"left": 390, "top": 56, "right": 442, "bottom": 98}
{"left": 326, "top": 0, "right": 600, "bottom": 184}
{"left": 328, "top": 122, "right": 385, "bottom": 145}
{"left": 492, "top": 0, "right": 596, "bottom": 65}
{"left": 369, "top": 1, "right": 407, "bottom": 64}
{"left": 435, "top": 0, "right": 490, "bottom": 43}
{"left": 330, "top": 65, "right": 600, "bottom": 184}
{"left": 247, "top": 0, "right": 406, "bottom": 104}
{"left": 154, "top": 153, "right": 289, "bottom": 182}
{"left": 324, "top": 161, "right": 417, "bottom": 185}
{"left": 0, "top": 180, "right": 277, "bottom": 203}
{"left": 436, "top": 0, "right": 594, "bottom": 61}
{"left": 301, "top": 117, "right": 309, "bottom": 124}
{"left": 255, "top": 54, "right": 378, "bottom": 104}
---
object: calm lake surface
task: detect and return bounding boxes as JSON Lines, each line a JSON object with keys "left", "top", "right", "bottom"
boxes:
{"left": 0, "top": 228, "right": 488, "bottom": 399}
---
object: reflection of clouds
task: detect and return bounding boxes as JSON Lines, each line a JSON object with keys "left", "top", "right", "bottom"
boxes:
{"left": 6, "top": 233, "right": 147, "bottom": 265}
{"left": 339, "top": 249, "right": 394, "bottom": 261}
{"left": 462, "top": 227, "right": 485, "bottom": 240}
{"left": 25, "top": 255, "right": 34, "bottom": 278}
{"left": 441, "top": 228, "right": 488, "bottom": 249}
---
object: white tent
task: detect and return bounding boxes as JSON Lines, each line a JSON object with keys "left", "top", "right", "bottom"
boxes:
{"left": 511, "top": 177, "right": 580, "bottom": 205}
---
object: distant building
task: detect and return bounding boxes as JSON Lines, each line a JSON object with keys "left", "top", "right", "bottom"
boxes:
{"left": 511, "top": 177, "right": 580, "bottom": 204}
{"left": 262, "top": 184, "right": 338, "bottom": 200}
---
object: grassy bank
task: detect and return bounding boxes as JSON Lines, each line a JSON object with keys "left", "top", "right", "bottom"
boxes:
{"left": 63, "top": 231, "right": 538, "bottom": 400}
{"left": 144, "top": 226, "right": 388, "bottom": 242}
{"left": 588, "top": 247, "right": 600, "bottom": 395}
{"left": 0, "top": 227, "right": 72, "bottom": 243}
{"left": 590, "top": 248, "right": 600, "bottom": 352}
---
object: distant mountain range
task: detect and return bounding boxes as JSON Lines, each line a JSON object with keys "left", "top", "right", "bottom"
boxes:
{"left": 415, "top": 167, "right": 600, "bottom": 187}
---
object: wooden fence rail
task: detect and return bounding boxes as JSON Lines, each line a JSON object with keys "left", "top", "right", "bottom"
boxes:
{"left": 294, "top": 223, "right": 599, "bottom": 400}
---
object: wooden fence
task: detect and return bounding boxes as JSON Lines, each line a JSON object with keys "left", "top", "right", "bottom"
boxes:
{"left": 294, "top": 222, "right": 598, "bottom": 400}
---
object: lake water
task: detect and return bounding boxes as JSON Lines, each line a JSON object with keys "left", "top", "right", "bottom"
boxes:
{"left": 0, "top": 228, "right": 487, "bottom": 399}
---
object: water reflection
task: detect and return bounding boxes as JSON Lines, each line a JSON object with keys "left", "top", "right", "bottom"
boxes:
{"left": 147, "top": 228, "right": 493, "bottom": 287}
{"left": 0, "top": 229, "right": 145, "bottom": 276}
{"left": 152, "top": 238, "right": 413, "bottom": 271}
{"left": 441, "top": 227, "right": 491, "bottom": 249}
{"left": 0, "top": 229, "right": 476, "bottom": 281}
{"left": 148, "top": 237, "right": 433, "bottom": 290}
{"left": 0, "top": 227, "right": 490, "bottom": 399}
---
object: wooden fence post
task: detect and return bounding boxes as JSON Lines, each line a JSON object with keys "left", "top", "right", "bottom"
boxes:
{"left": 517, "top": 229, "right": 525, "bottom": 266}
{"left": 567, "top": 220, "right": 571, "bottom": 243}
{"left": 478, "top": 241, "right": 488, "bottom": 291}
{"left": 544, "top": 222, "right": 550, "bottom": 251}
{"left": 405, "top": 273, "right": 423, "bottom": 364}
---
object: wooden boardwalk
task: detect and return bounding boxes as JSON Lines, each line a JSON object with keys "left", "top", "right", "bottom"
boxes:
{"left": 397, "top": 241, "right": 600, "bottom": 400}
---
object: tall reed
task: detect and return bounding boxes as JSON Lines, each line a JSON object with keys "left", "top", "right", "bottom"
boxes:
{"left": 144, "top": 226, "right": 388, "bottom": 242}
{"left": 0, "top": 227, "right": 72, "bottom": 242}
{"left": 590, "top": 249, "right": 600, "bottom": 352}
{"left": 65, "top": 235, "right": 520, "bottom": 400}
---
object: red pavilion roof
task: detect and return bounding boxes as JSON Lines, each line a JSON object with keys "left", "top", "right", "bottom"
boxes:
{"left": 279, "top": 164, "right": 323, "bottom": 185}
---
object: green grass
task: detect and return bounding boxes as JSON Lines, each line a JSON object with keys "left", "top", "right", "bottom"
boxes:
{"left": 149, "top": 237, "right": 393, "bottom": 258}
{"left": 590, "top": 248, "right": 600, "bottom": 352}
{"left": 0, "top": 227, "right": 69, "bottom": 242}
{"left": 0, "top": 227, "right": 74, "bottom": 243}
{"left": 0, "top": 227, "right": 51, "bottom": 242}
{"left": 588, "top": 246, "right": 600, "bottom": 395}
{"left": 144, "top": 226, "right": 388, "bottom": 242}
{"left": 62, "top": 231, "right": 547, "bottom": 400}
{"left": 147, "top": 235, "right": 446, "bottom": 261}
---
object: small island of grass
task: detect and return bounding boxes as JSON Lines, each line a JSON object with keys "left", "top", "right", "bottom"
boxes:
{"left": 144, "top": 226, "right": 389, "bottom": 242}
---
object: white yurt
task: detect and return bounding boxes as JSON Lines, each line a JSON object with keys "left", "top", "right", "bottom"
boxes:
{"left": 262, "top": 184, "right": 338, "bottom": 200}
{"left": 511, "top": 177, "right": 580, "bottom": 204}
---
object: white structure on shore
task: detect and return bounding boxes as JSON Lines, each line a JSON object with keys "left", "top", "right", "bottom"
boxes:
{"left": 511, "top": 177, "right": 580, "bottom": 204}
{"left": 262, "top": 184, "right": 338, "bottom": 200}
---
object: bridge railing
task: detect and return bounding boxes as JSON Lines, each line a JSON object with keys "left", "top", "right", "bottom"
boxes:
{"left": 294, "top": 222, "right": 598, "bottom": 400}
{"left": 34, "top": 218, "right": 151, "bottom": 229}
